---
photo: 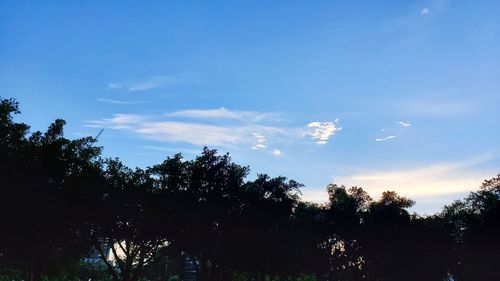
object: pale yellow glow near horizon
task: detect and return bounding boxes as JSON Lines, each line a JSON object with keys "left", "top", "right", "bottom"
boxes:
{"left": 301, "top": 155, "right": 497, "bottom": 205}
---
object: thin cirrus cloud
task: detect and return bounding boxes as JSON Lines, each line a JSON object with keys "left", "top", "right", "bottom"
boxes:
{"left": 87, "top": 115, "right": 246, "bottom": 146}
{"left": 397, "top": 121, "right": 411, "bottom": 127}
{"left": 167, "top": 107, "right": 278, "bottom": 122}
{"left": 97, "top": 98, "right": 145, "bottom": 105}
{"left": 136, "top": 122, "right": 245, "bottom": 146}
{"left": 333, "top": 155, "right": 496, "bottom": 200}
{"left": 375, "top": 121, "right": 411, "bottom": 142}
{"left": 251, "top": 132, "right": 267, "bottom": 150}
{"left": 375, "top": 135, "right": 397, "bottom": 142}
{"left": 85, "top": 108, "right": 341, "bottom": 149}
{"left": 107, "top": 75, "right": 182, "bottom": 92}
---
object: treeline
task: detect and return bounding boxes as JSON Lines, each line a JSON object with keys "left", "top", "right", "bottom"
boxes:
{"left": 0, "top": 97, "right": 499, "bottom": 281}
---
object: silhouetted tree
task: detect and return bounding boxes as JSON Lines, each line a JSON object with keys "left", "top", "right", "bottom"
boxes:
{"left": 0, "top": 98, "right": 102, "bottom": 281}
{"left": 442, "top": 175, "right": 500, "bottom": 281}
{"left": 324, "top": 185, "right": 372, "bottom": 281}
{"left": 88, "top": 159, "right": 170, "bottom": 281}
{"left": 2, "top": 97, "right": 499, "bottom": 281}
{"left": 225, "top": 174, "right": 302, "bottom": 280}
{"left": 150, "top": 148, "right": 250, "bottom": 281}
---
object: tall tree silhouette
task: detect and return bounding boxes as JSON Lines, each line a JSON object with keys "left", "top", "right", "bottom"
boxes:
{"left": 1, "top": 97, "right": 499, "bottom": 281}
{"left": 88, "top": 159, "right": 169, "bottom": 281}
{"left": 442, "top": 175, "right": 500, "bottom": 281}
{"left": 0, "top": 98, "right": 102, "bottom": 281}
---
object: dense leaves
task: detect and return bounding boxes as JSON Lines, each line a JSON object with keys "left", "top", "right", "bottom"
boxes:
{"left": 1, "top": 98, "right": 499, "bottom": 281}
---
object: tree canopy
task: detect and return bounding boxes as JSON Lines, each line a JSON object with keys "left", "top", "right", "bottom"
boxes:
{"left": 1, "top": 97, "right": 499, "bottom": 281}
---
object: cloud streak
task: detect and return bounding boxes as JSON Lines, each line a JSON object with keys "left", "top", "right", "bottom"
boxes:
{"left": 376, "top": 120, "right": 411, "bottom": 142}
{"left": 135, "top": 122, "right": 245, "bottom": 146}
{"left": 108, "top": 75, "right": 182, "bottom": 92}
{"left": 397, "top": 121, "right": 411, "bottom": 127}
{"left": 251, "top": 132, "right": 267, "bottom": 150}
{"left": 97, "top": 98, "right": 145, "bottom": 105}
{"left": 85, "top": 110, "right": 342, "bottom": 149}
{"left": 375, "top": 135, "right": 397, "bottom": 142}
{"left": 167, "top": 108, "right": 278, "bottom": 122}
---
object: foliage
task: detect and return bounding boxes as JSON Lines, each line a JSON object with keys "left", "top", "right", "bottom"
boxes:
{"left": 0, "top": 98, "right": 499, "bottom": 281}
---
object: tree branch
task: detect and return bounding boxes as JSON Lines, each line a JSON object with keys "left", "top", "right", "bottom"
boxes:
{"left": 94, "top": 240, "right": 120, "bottom": 281}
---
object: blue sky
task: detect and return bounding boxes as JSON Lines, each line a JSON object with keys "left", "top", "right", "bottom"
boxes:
{"left": 1, "top": 0, "right": 499, "bottom": 214}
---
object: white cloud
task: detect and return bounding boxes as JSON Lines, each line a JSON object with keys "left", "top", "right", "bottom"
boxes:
{"left": 97, "top": 98, "right": 145, "bottom": 105}
{"left": 397, "top": 121, "right": 411, "bottom": 127}
{"left": 252, "top": 144, "right": 267, "bottom": 149}
{"left": 375, "top": 135, "right": 396, "bottom": 142}
{"left": 272, "top": 149, "right": 282, "bottom": 157}
{"left": 85, "top": 114, "right": 145, "bottom": 129}
{"left": 108, "top": 75, "right": 181, "bottom": 92}
{"left": 307, "top": 120, "right": 341, "bottom": 144}
{"left": 251, "top": 132, "right": 267, "bottom": 150}
{"left": 135, "top": 122, "right": 245, "bottom": 146}
{"left": 85, "top": 111, "right": 341, "bottom": 149}
{"left": 86, "top": 114, "right": 287, "bottom": 147}
{"left": 167, "top": 108, "right": 277, "bottom": 122}
{"left": 420, "top": 8, "right": 429, "bottom": 15}
{"left": 376, "top": 121, "right": 411, "bottom": 141}
{"left": 334, "top": 155, "right": 495, "bottom": 199}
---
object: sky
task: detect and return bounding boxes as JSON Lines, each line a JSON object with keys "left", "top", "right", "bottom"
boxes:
{"left": 1, "top": 0, "right": 499, "bottom": 214}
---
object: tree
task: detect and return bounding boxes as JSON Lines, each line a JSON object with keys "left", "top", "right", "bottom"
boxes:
{"left": 224, "top": 174, "right": 302, "bottom": 280}
{"left": 150, "top": 148, "right": 250, "bottom": 281}
{"left": 3, "top": 97, "right": 500, "bottom": 281}
{"left": 290, "top": 202, "right": 330, "bottom": 280}
{"left": 324, "top": 185, "right": 371, "bottom": 281}
{"left": 89, "top": 159, "right": 169, "bottom": 281}
{"left": 442, "top": 175, "right": 500, "bottom": 281}
{"left": 0, "top": 98, "right": 103, "bottom": 281}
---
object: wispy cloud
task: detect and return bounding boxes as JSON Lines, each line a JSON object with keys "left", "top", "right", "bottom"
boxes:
{"left": 86, "top": 114, "right": 286, "bottom": 147}
{"left": 397, "top": 121, "right": 411, "bottom": 127}
{"left": 138, "top": 121, "right": 242, "bottom": 146}
{"left": 334, "top": 155, "right": 496, "bottom": 199}
{"left": 375, "top": 135, "right": 397, "bottom": 142}
{"left": 420, "top": 8, "right": 429, "bottom": 15}
{"left": 85, "top": 110, "right": 342, "bottom": 148}
{"left": 376, "top": 120, "right": 411, "bottom": 142}
{"left": 86, "top": 114, "right": 145, "bottom": 129}
{"left": 272, "top": 149, "right": 282, "bottom": 157}
{"left": 107, "top": 75, "right": 182, "bottom": 92}
{"left": 307, "top": 119, "right": 341, "bottom": 144}
{"left": 97, "top": 98, "right": 145, "bottom": 105}
{"left": 167, "top": 108, "right": 278, "bottom": 122}
{"left": 251, "top": 132, "right": 267, "bottom": 150}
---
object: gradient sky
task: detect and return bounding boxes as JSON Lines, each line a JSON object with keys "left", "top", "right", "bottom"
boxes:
{"left": 1, "top": 0, "right": 499, "bottom": 214}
